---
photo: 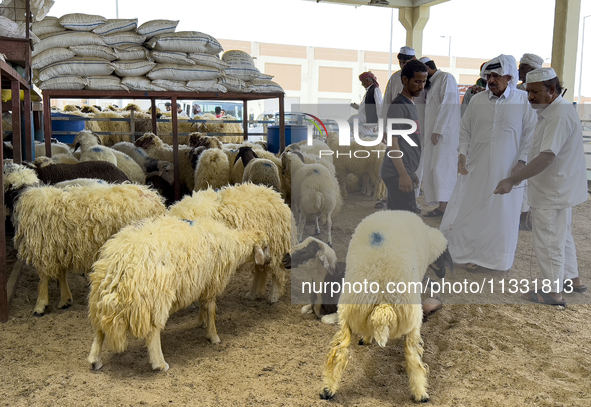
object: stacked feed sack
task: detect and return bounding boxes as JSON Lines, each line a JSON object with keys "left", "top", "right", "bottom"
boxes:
{"left": 218, "top": 50, "right": 284, "bottom": 95}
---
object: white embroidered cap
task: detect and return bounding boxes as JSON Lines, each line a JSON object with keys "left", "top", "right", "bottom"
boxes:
{"left": 419, "top": 57, "right": 431, "bottom": 63}
{"left": 399, "top": 46, "right": 415, "bottom": 56}
{"left": 520, "top": 53, "right": 544, "bottom": 69}
{"left": 526, "top": 68, "right": 557, "bottom": 83}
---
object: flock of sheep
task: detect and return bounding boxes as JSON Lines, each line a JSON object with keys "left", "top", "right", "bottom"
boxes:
{"left": 3, "top": 126, "right": 451, "bottom": 403}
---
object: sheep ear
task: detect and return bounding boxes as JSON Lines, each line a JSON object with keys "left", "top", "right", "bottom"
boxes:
{"left": 93, "top": 133, "right": 102, "bottom": 145}
{"left": 73, "top": 142, "right": 80, "bottom": 152}
{"left": 319, "top": 252, "right": 335, "bottom": 275}
{"left": 430, "top": 248, "right": 453, "bottom": 279}
{"left": 254, "top": 245, "right": 265, "bottom": 266}
{"left": 282, "top": 253, "right": 291, "bottom": 269}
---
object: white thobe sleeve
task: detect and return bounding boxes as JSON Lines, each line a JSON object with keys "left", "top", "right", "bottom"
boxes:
{"left": 539, "top": 115, "right": 570, "bottom": 155}
{"left": 380, "top": 77, "right": 393, "bottom": 120}
{"left": 374, "top": 87, "right": 383, "bottom": 120}
{"left": 518, "top": 103, "right": 537, "bottom": 162}
{"left": 432, "top": 75, "right": 460, "bottom": 137}
{"left": 458, "top": 100, "right": 473, "bottom": 156}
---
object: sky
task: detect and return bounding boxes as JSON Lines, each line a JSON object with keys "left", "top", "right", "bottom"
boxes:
{"left": 45, "top": 0, "right": 591, "bottom": 95}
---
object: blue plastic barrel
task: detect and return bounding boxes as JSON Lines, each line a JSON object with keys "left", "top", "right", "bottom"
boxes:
{"left": 51, "top": 112, "right": 85, "bottom": 144}
{"left": 267, "top": 125, "right": 307, "bottom": 154}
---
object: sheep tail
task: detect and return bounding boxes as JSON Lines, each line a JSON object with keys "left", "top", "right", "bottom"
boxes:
{"left": 371, "top": 304, "right": 395, "bottom": 347}
{"left": 314, "top": 191, "right": 323, "bottom": 211}
{"left": 321, "top": 320, "right": 352, "bottom": 398}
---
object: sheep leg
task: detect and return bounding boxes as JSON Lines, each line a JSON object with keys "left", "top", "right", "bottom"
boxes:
{"left": 246, "top": 266, "right": 267, "bottom": 300}
{"left": 146, "top": 328, "right": 169, "bottom": 371}
{"left": 197, "top": 299, "right": 207, "bottom": 328}
{"left": 203, "top": 298, "right": 221, "bottom": 344}
{"left": 337, "top": 172, "right": 348, "bottom": 199}
{"left": 88, "top": 329, "right": 105, "bottom": 370}
{"left": 298, "top": 211, "right": 306, "bottom": 243}
{"left": 314, "top": 217, "right": 321, "bottom": 236}
{"left": 56, "top": 269, "right": 73, "bottom": 309}
{"left": 34, "top": 274, "right": 51, "bottom": 316}
{"left": 269, "top": 266, "right": 285, "bottom": 304}
{"left": 320, "top": 320, "right": 352, "bottom": 399}
{"left": 404, "top": 326, "right": 429, "bottom": 402}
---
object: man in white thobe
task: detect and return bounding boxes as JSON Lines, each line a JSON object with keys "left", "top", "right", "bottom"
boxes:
{"left": 440, "top": 54, "right": 537, "bottom": 271}
{"left": 494, "top": 68, "right": 588, "bottom": 305}
{"left": 349, "top": 71, "right": 383, "bottom": 137}
{"left": 420, "top": 58, "right": 460, "bottom": 217}
{"left": 379, "top": 46, "right": 417, "bottom": 121}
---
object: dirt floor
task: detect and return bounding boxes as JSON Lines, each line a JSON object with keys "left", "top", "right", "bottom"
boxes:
{"left": 1, "top": 191, "right": 590, "bottom": 407}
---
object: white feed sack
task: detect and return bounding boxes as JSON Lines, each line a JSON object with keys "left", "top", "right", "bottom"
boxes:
{"left": 31, "top": 47, "right": 75, "bottom": 70}
{"left": 217, "top": 75, "right": 252, "bottom": 93}
{"left": 93, "top": 19, "right": 138, "bottom": 35}
{"left": 32, "top": 16, "right": 65, "bottom": 36}
{"left": 59, "top": 13, "right": 107, "bottom": 32}
{"left": 38, "top": 57, "right": 116, "bottom": 81}
{"left": 247, "top": 79, "right": 284, "bottom": 93}
{"left": 188, "top": 53, "right": 229, "bottom": 71}
{"left": 145, "top": 31, "right": 223, "bottom": 55}
{"left": 137, "top": 19, "right": 179, "bottom": 37}
{"left": 113, "top": 45, "right": 151, "bottom": 61}
{"left": 33, "top": 31, "right": 107, "bottom": 57}
{"left": 121, "top": 77, "right": 166, "bottom": 92}
{"left": 147, "top": 63, "right": 222, "bottom": 81}
{"left": 150, "top": 79, "right": 193, "bottom": 92}
{"left": 151, "top": 51, "right": 195, "bottom": 65}
{"left": 222, "top": 50, "right": 261, "bottom": 81}
{"left": 0, "top": 16, "right": 21, "bottom": 37}
{"left": 85, "top": 75, "right": 129, "bottom": 91}
{"left": 186, "top": 80, "right": 227, "bottom": 93}
{"left": 38, "top": 76, "right": 88, "bottom": 90}
{"left": 113, "top": 60, "right": 156, "bottom": 77}
{"left": 69, "top": 45, "right": 118, "bottom": 61}
{"left": 101, "top": 32, "right": 147, "bottom": 47}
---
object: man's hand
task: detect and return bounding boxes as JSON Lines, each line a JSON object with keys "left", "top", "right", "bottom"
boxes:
{"left": 471, "top": 85, "right": 486, "bottom": 95}
{"left": 399, "top": 174, "right": 414, "bottom": 193}
{"left": 431, "top": 133, "right": 442, "bottom": 145}
{"left": 510, "top": 161, "right": 525, "bottom": 186}
{"left": 458, "top": 154, "right": 468, "bottom": 175}
{"left": 494, "top": 178, "right": 515, "bottom": 195}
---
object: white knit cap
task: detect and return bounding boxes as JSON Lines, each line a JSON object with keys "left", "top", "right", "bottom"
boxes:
{"left": 520, "top": 53, "right": 544, "bottom": 69}
{"left": 419, "top": 57, "right": 431, "bottom": 63}
{"left": 526, "top": 68, "right": 557, "bottom": 83}
{"left": 399, "top": 46, "right": 415, "bottom": 56}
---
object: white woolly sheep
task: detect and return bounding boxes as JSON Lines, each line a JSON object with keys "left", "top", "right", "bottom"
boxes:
{"left": 111, "top": 141, "right": 175, "bottom": 184}
{"left": 168, "top": 183, "right": 293, "bottom": 303}
{"left": 34, "top": 140, "right": 73, "bottom": 158}
{"left": 230, "top": 147, "right": 281, "bottom": 185}
{"left": 242, "top": 158, "right": 282, "bottom": 193}
{"left": 49, "top": 153, "right": 79, "bottom": 165}
{"left": 296, "top": 138, "right": 333, "bottom": 165}
{"left": 326, "top": 134, "right": 385, "bottom": 199}
{"left": 194, "top": 148, "right": 230, "bottom": 191}
{"left": 73, "top": 130, "right": 118, "bottom": 165}
{"left": 320, "top": 210, "right": 451, "bottom": 403}
{"left": 87, "top": 216, "right": 270, "bottom": 371}
{"left": 110, "top": 149, "right": 146, "bottom": 184}
{"left": 134, "top": 133, "right": 196, "bottom": 191}
{"left": 290, "top": 155, "right": 342, "bottom": 247}
{"left": 10, "top": 168, "right": 166, "bottom": 315}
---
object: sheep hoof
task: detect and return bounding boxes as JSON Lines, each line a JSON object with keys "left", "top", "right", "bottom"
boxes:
{"left": 359, "top": 339, "right": 366, "bottom": 345}
{"left": 327, "top": 242, "right": 333, "bottom": 248}
{"left": 245, "top": 291, "right": 258, "bottom": 300}
{"left": 152, "top": 362, "right": 169, "bottom": 372}
{"left": 314, "top": 229, "right": 321, "bottom": 236}
{"left": 301, "top": 304, "right": 314, "bottom": 314}
{"left": 319, "top": 388, "right": 335, "bottom": 400}
{"left": 90, "top": 360, "right": 103, "bottom": 371}
{"left": 33, "top": 306, "right": 47, "bottom": 317}
{"left": 58, "top": 302, "right": 72, "bottom": 310}
{"left": 208, "top": 336, "right": 221, "bottom": 344}
{"left": 413, "top": 393, "right": 429, "bottom": 403}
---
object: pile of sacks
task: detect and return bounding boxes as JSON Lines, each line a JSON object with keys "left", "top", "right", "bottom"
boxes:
{"left": 31, "top": 13, "right": 284, "bottom": 94}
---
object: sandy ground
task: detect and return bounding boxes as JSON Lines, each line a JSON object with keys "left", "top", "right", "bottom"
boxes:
{"left": 1, "top": 191, "right": 590, "bottom": 407}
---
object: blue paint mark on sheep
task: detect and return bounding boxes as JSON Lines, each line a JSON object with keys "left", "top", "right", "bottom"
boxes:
{"left": 91, "top": 146, "right": 102, "bottom": 152}
{"left": 313, "top": 169, "right": 320, "bottom": 174}
{"left": 262, "top": 163, "right": 272, "bottom": 168}
{"left": 370, "top": 232, "right": 384, "bottom": 247}
{"left": 181, "top": 219, "right": 195, "bottom": 226}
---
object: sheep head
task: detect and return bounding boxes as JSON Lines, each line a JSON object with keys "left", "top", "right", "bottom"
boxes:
{"left": 72, "top": 130, "right": 101, "bottom": 151}
{"left": 288, "top": 237, "right": 337, "bottom": 275}
{"left": 134, "top": 133, "right": 159, "bottom": 150}
{"left": 234, "top": 146, "right": 258, "bottom": 167}
{"left": 426, "top": 227, "right": 452, "bottom": 279}
{"left": 429, "top": 248, "right": 453, "bottom": 279}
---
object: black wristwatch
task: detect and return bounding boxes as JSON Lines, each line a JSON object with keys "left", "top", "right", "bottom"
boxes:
{"left": 518, "top": 160, "right": 526, "bottom": 164}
